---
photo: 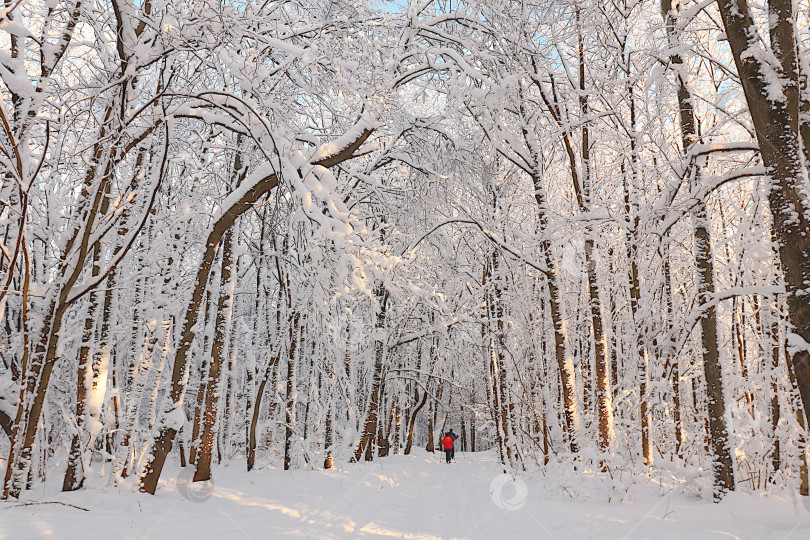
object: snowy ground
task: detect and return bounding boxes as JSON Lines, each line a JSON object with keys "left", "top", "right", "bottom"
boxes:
{"left": 1, "top": 450, "right": 809, "bottom": 539}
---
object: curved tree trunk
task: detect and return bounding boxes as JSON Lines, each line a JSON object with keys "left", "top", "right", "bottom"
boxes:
{"left": 139, "top": 124, "right": 373, "bottom": 494}
{"left": 404, "top": 388, "right": 428, "bottom": 455}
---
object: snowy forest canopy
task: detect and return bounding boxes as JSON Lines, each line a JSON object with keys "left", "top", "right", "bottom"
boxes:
{"left": 1, "top": 0, "right": 810, "bottom": 504}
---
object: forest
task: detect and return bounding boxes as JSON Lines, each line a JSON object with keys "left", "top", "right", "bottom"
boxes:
{"left": 1, "top": 0, "right": 810, "bottom": 512}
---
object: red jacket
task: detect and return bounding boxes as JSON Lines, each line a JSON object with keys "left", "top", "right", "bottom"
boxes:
{"left": 442, "top": 436, "right": 454, "bottom": 450}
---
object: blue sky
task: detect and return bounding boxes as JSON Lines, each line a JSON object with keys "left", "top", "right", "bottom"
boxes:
{"left": 378, "top": 0, "right": 408, "bottom": 11}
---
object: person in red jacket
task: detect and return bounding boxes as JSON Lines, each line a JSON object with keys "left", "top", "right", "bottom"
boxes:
{"left": 441, "top": 432, "right": 455, "bottom": 464}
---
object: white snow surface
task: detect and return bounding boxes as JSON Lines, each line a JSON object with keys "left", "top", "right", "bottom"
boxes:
{"left": 1, "top": 450, "right": 808, "bottom": 539}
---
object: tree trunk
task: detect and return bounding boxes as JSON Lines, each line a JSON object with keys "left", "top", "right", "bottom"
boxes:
{"left": 663, "top": 0, "right": 735, "bottom": 498}
{"left": 404, "top": 388, "right": 428, "bottom": 455}
{"left": 663, "top": 237, "right": 683, "bottom": 457}
{"left": 576, "top": 12, "right": 612, "bottom": 457}
{"left": 63, "top": 226, "right": 108, "bottom": 491}
{"left": 763, "top": 298, "right": 781, "bottom": 474}
{"left": 785, "top": 348, "right": 810, "bottom": 495}
{"left": 488, "top": 248, "right": 512, "bottom": 464}
{"left": 189, "top": 288, "right": 214, "bottom": 467}
{"left": 425, "top": 400, "right": 435, "bottom": 453}
{"left": 283, "top": 312, "right": 300, "bottom": 470}
{"left": 250, "top": 366, "right": 276, "bottom": 470}
{"left": 529, "top": 92, "right": 581, "bottom": 454}
{"left": 194, "top": 226, "right": 238, "bottom": 482}
{"left": 324, "top": 394, "right": 334, "bottom": 469}
{"left": 354, "top": 284, "right": 388, "bottom": 462}
{"left": 715, "top": 0, "right": 810, "bottom": 431}
{"left": 694, "top": 198, "right": 736, "bottom": 497}
{"left": 245, "top": 202, "right": 269, "bottom": 467}
{"left": 247, "top": 290, "right": 283, "bottom": 472}
{"left": 623, "top": 89, "right": 651, "bottom": 466}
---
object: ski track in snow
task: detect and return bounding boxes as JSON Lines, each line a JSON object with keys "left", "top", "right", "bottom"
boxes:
{"left": 0, "top": 450, "right": 809, "bottom": 539}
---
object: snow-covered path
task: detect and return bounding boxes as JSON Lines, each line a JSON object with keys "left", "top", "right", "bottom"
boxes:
{"left": 1, "top": 450, "right": 809, "bottom": 539}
